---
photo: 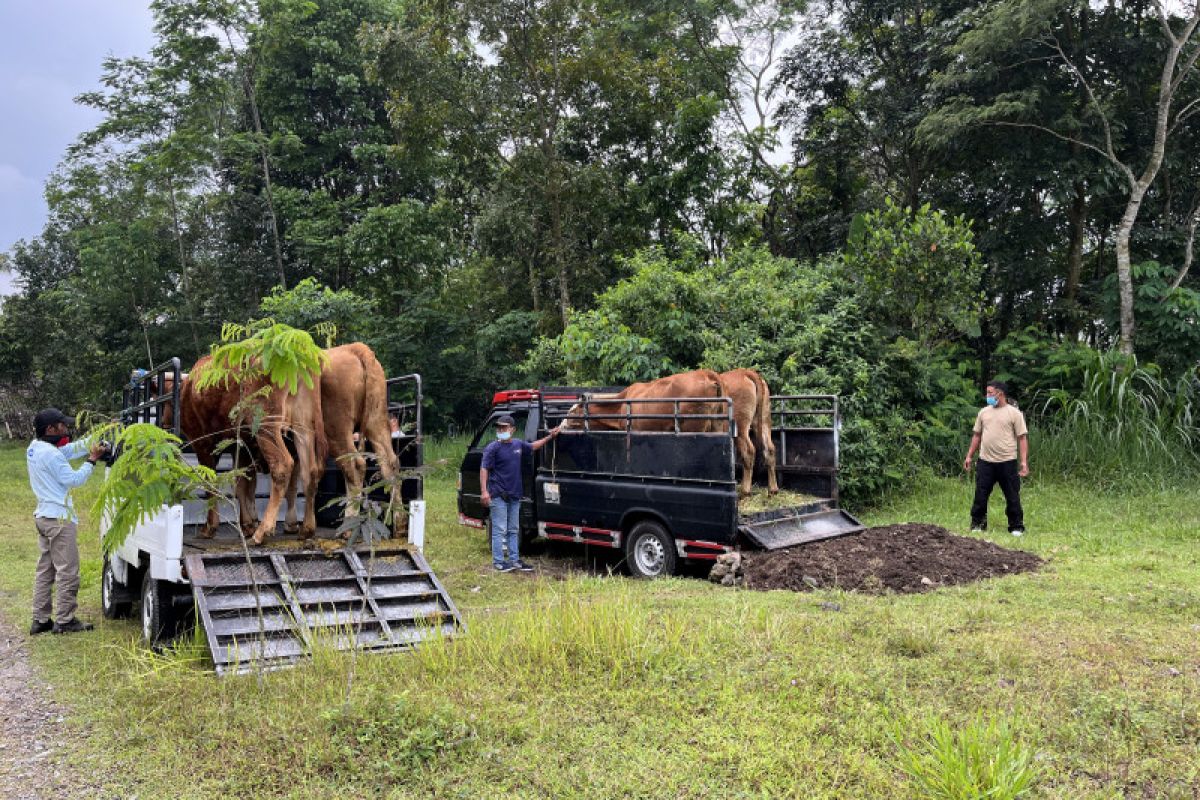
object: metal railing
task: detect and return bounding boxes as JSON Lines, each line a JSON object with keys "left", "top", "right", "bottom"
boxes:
{"left": 386, "top": 373, "right": 423, "bottom": 465}
{"left": 121, "top": 358, "right": 183, "bottom": 436}
{"left": 769, "top": 394, "right": 839, "bottom": 428}
{"left": 541, "top": 394, "right": 735, "bottom": 434}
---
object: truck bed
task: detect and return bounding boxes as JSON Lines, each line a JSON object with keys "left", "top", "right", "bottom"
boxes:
{"left": 182, "top": 522, "right": 412, "bottom": 555}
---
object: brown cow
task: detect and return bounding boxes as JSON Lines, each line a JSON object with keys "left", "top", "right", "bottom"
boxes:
{"left": 164, "top": 356, "right": 327, "bottom": 544}
{"left": 319, "top": 343, "right": 401, "bottom": 527}
{"left": 563, "top": 369, "right": 726, "bottom": 433}
{"left": 717, "top": 369, "right": 778, "bottom": 496}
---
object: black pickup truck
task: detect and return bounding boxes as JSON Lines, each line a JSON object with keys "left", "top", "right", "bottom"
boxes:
{"left": 457, "top": 387, "right": 863, "bottom": 578}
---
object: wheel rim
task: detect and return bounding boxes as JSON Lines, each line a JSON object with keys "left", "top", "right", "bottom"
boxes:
{"left": 633, "top": 533, "right": 665, "bottom": 576}
{"left": 142, "top": 581, "right": 155, "bottom": 640}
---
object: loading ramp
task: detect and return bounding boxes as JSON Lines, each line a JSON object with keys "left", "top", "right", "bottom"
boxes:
{"left": 739, "top": 503, "right": 865, "bottom": 550}
{"left": 184, "top": 546, "right": 462, "bottom": 675}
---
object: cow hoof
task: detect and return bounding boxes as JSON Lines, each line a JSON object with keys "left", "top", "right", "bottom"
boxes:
{"left": 298, "top": 528, "right": 315, "bottom": 541}
{"left": 284, "top": 524, "right": 300, "bottom": 535}
{"left": 252, "top": 532, "right": 268, "bottom": 546}
{"left": 199, "top": 528, "right": 217, "bottom": 539}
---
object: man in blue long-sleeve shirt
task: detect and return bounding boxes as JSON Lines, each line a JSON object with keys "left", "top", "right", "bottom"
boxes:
{"left": 26, "top": 408, "right": 107, "bottom": 635}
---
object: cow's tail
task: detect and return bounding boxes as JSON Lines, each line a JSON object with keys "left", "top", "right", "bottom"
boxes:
{"left": 351, "top": 342, "right": 377, "bottom": 446}
{"left": 751, "top": 370, "right": 773, "bottom": 449}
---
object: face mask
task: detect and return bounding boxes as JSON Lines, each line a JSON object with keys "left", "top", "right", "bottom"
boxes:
{"left": 496, "top": 431, "right": 512, "bottom": 441}
{"left": 985, "top": 397, "right": 998, "bottom": 407}
{"left": 41, "top": 433, "right": 70, "bottom": 447}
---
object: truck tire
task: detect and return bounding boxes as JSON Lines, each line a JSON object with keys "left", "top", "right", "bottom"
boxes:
{"left": 625, "top": 520, "right": 676, "bottom": 579}
{"left": 141, "top": 571, "right": 180, "bottom": 648}
{"left": 101, "top": 556, "right": 134, "bottom": 619}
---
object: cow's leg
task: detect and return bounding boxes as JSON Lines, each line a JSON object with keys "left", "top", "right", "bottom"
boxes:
{"left": 236, "top": 472, "right": 258, "bottom": 538}
{"left": 282, "top": 463, "right": 301, "bottom": 535}
{"left": 735, "top": 426, "right": 755, "bottom": 497}
{"left": 191, "top": 442, "right": 222, "bottom": 538}
{"left": 252, "top": 431, "right": 294, "bottom": 546}
{"left": 758, "top": 426, "right": 779, "bottom": 495}
{"left": 364, "top": 424, "right": 403, "bottom": 539}
{"left": 331, "top": 431, "right": 366, "bottom": 519}
{"left": 292, "top": 428, "right": 323, "bottom": 540}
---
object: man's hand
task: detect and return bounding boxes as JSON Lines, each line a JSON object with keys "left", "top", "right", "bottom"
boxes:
{"left": 1018, "top": 462, "right": 1029, "bottom": 478}
{"left": 551, "top": 422, "right": 564, "bottom": 437}
{"left": 88, "top": 441, "right": 109, "bottom": 462}
{"left": 481, "top": 490, "right": 491, "bottom": 508}
{"left": 962, "top": 455, "right": 972, "bottom": 472}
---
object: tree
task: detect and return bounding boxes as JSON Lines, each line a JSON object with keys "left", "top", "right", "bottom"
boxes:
{"left": 935, "top": 0, "right": 1200, "bottom": 355}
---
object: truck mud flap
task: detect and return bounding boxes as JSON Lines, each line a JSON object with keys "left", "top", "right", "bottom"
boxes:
{"left": 183, "top": 547, "right": 462, "bottom": 676}
{"left": 739, "top": 506, "right": 865, "bottom": 551}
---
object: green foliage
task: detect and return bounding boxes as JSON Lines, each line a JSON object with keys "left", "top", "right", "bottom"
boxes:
{"left": 321, "top": 690, "right": 475, "bottom": 777}
{"left": 895, "top": 716, "right": 1040, "bottom": 800}
{"left": 1035, "top": 350, "right": 1200, "bottom": 487}
{"left": 1102, "top": 261, "right": 1200, "bottom": 375}
{"left": 91, "top": 422, "right": 227, "bottom": 554}
{"left": 529, "top": 239, "right": 983, "bottom": 504}
{"left": 258, "top": 278, "right": 377, "bottom": 345}
{"left": 196, "top": 320, "right": 328, "bottom": 394}
{"left": 844, "top": 200, "right": 985, "bottom": 341}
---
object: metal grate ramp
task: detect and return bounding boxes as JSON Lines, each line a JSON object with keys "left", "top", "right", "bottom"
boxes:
{"left": 184, "top": 547, "right": 462, "bottom": 676}
{"left": 739, "top": 504, "right": 865, "bottom": 550}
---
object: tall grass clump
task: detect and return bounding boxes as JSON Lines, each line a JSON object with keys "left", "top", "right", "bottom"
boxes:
{"left": 895, "top": 715, "right": 1039, "bottom": 800}
{"left": 412, "top": 581, "right": 689, "bottom": 684}
{"left": 1033, "top": 351, "right": 1200, "bottom": 488}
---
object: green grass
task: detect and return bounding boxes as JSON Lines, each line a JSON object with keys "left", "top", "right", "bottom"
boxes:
{"left": 1, "top": 438, "right": 1198, "bottom": 798}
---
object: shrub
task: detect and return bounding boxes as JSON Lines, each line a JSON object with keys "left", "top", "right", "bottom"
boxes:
{"left": 895, "top": 715, "right": 1039, "bottom": 800}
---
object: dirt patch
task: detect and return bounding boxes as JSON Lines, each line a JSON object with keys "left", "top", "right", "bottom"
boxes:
{"left": 0, "top": 615, "right": 108, "bottom": 799}
{"left": 740, "top": 523, "right": 1042, "bottom": 594}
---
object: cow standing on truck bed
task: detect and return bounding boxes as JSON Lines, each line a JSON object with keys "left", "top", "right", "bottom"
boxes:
{"left": 718, "top": 369, "right": 778, "bottom": 497}
{"left": 563, "top": 369, "right": 726, "bottom": 433}
{"left": 319, "top": 343, "right": 402, "bottom": 531}
{"left": 163, "top": 356, "right": 327, "bottom": 544}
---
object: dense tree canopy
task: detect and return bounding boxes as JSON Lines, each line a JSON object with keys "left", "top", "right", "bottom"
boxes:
{"left": 1, "top": 0, "right": 1197, "bottom": 469}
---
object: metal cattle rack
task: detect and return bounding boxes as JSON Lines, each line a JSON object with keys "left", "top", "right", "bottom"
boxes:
{"left": 121, "top": 358, "right": 183, "bottom": 436}
{"left": 184, "top": 546, "right": 462, "bottom": 676}
{"left": 540, "top": 393, "right": 735, "bottom": 434}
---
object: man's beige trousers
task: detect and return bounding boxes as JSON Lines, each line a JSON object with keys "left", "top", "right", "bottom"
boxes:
{"left": 32, "top": 517, "right": 80, "bottom": 625}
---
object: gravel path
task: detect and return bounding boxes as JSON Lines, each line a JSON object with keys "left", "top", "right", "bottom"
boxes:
{"left": 0, "top": 616, "right": 106, "bottom": 799}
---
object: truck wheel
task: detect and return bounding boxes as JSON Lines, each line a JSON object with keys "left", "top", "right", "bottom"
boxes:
{"left": 101, "top": 556, "right": 134, "bottom": 619}
{"left": 625, "top": 520, "right": 676, "bottom": 579}
{"left": 141, "top": 571, "right": 179, "bottom": 648}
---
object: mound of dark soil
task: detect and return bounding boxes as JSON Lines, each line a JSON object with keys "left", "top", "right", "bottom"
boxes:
{"left": 741, "top": 523, "right": 1042, "bottom": 594}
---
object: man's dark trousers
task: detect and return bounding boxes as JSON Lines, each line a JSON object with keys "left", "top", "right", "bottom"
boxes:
{"left": 971, "top": 459, "right": 1023, "bottom": 532}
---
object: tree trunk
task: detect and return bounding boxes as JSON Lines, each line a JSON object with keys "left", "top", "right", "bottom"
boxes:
{"left": 165, "top": 175, "right": 202, "bottom": 353}
{"left": 237, "top": 51, "right": 286, "bottom": 290}
{"left": 1113, "top": 186, "right": 1146, "bottom": 356}
{"left": 1064, "top": 180, "right": 1086, "bottom": 338}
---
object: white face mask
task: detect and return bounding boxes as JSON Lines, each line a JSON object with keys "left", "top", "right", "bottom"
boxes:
{"left": 496, "top": 430, "right": 512, "bottom": 441}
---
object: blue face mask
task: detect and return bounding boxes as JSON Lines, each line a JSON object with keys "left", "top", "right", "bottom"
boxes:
{"left": 496, "top": 430, "right": 512, "bottom": 441}
{"left": 985, "top": 396, "right": 998, "bottom": 407}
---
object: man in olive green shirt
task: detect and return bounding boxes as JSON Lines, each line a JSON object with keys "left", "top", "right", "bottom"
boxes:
{"left": 963, "top": 381, "right": 1029, "bottom": 535}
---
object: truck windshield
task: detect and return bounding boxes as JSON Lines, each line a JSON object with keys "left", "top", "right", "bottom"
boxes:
{"left": 468, "top": 410, "right": 530, "bottom": 451}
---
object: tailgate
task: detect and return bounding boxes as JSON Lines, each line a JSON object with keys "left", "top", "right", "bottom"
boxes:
{"left": 739, "top": 504, "right": 865, "bottom": 550}
{"left": 184, "top": 546, "right": 461, "bottom": 675}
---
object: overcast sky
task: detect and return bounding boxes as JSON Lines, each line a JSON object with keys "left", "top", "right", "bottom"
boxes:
{"left": 0, "top": 2, "right": 156, "bottom": 295}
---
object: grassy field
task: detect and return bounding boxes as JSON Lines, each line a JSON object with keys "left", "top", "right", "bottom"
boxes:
{"left": 0, "top": 438, "right": 1197, "bottom": 798}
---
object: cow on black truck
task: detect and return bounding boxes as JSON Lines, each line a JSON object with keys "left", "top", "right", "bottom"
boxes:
{"left": 458, "top": 385, "right": 863, "bottom": 578}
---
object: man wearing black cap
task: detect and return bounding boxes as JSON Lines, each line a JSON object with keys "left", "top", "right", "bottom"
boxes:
{"left": 480, "top": 414, "right": 561, "bottom": 572}
{"left": 26, "top": 408, "right": 107, "bottom": 634}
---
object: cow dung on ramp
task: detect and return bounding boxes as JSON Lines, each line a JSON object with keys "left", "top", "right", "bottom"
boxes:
{"left": 734, "top": 523, "right": 1042, "bottom": 594}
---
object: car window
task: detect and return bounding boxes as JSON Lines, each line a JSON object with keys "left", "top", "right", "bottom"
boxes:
{"left": 469, "top": 410, "right": 530, "bottom": 452}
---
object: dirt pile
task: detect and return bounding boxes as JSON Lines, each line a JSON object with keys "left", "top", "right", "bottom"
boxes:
{"left": 731, "top": 523, "right": 1042, "bottom": 594}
